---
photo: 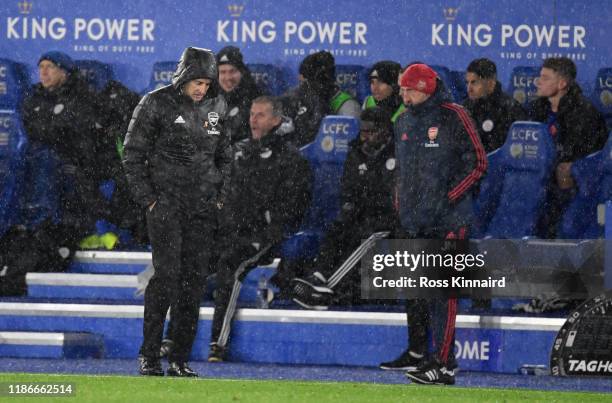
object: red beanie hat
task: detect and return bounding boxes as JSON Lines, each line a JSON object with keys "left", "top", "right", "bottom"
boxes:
{"left": 399, "top": 64, "right": 437, "bottom": 94}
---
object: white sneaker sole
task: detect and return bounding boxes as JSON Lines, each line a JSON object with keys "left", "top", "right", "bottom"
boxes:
{"left": 292, "top": 297, "right": 329, "bottom": 311}
{"left": 379, "top": 364, "right": 419, "bottom": 372}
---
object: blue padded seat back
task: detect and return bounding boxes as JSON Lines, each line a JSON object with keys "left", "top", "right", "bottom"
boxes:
{"left": 556, "top": 133, "right": 612, "bottom": 239}
{"left": 472, "top": 148, "right": 504, "bottom": 238}
{"left": 592, "top": 68, "right": 612, "bottom": 118}
{"left": 335, "top": 64, "right": 368, "bottom": 103}
{"left": 247, "top": 63, "right": 288, "bottom": 96}
{"left": 144, "top": 61, "right": 177, "bottom": 93}
{"left": 0, "top": 58, "right": 31, "bottom": 109}
{"left": 281, "top": 116, "right": 359, "bottom": 259}
{"left": 507, "top": 66, "right": 540, "bottom": 108}
{"left": 0, "top": 110, "right": 28, "bottom": 236}
{"left": 301, "top": 116, "right": 360, "bottom": 229}
{"left": 431, "top": 65, "right": 461, "bottom": 103}
{"left": 450, "top": 70, "right": 467, "bottom": 103}
{"left": 484, "top": 121, "right": 555, "bottom": 238}
{"left": 75, "top": 60, "right": 115, "bottom": 91}
{"left": 18, "top": 142, "right": 62, "bottom": 231}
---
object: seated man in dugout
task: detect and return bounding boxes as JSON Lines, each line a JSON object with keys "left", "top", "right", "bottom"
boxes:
{"left": 291, "top": 107, "right": 398, "bottom": 310}
{"left": 529, "top": 57, "right": 608, "bottom": 239}
{"left": 207, "top": 95, "right": 312, "bottom": 362}
{"left": 362, "top": 60, "right": 404, "bottom": 122}
{"left": 281, "top": 51, "right": 361, "bottom": 146}
{"left": 462, "top": 58, "right": 527, "bottom": 153}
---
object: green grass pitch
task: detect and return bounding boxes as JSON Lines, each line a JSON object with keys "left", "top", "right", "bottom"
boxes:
{"left": 0, "top": 373, "right": 609, "bottom": 402}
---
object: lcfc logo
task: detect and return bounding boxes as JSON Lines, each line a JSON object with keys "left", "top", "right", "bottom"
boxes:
{"left": 513, "top": 89, "right": 526, "bottom": 105}
{"left": 510, "top": 143, "right": 524, "bottom": 158}
{"left": 601, "top": 90, "right": 612, "bottom": 107}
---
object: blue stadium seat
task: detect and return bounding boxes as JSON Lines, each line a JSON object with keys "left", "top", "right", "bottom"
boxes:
{"left": 281, "top": 116, "right": 360, "bottom": 259}
{"left": 75, "top": 60, "right": 115, "bottom": 91}
{"left": 559, "top": 131, "right": 612, "bottom": 238}
{"left": 0, "top": 58, "right": 31, "bottom": 109}
{"left": 18, "top": 143, "right": 62, "bottom": 231}
{"left": 507, "top": 66, "right": 540, "bottom": 108}
{"left": 0, "top": 111, "right": 28, "bottom": 236}
{"left": 247, "top": 63, "right": 288, "bottom": 96}
{"left": 0, "top": 59, "right": 31, "bottom": 219}
{"left": 481, "top": 122, "right": 555, "bottom": 238}
{"left": 592, "top": 68, "right": 612, "bottom": 119}
{"left": 557, "top": 150, "right": 603, "bottom": 239}
{"left": 431, "top": 65, "right": 462, "bottom": 102}
{"left": 450, "top": 70, "right": 467, "bottom": 103}
{"left": 144, "top": 61, "right": 177, "bottom": 93}
{"left": 471, "top": 148, "right": 504, "bottom": 238}
{"left": 335, "top": 64, "right": 368, "bottom": 103}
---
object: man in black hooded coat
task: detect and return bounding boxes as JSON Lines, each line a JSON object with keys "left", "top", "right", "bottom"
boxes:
{"left": 123, "top": 47, "right": 231, "bottom": 377}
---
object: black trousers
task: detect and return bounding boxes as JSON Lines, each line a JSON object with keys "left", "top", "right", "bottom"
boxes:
{"left": 210, "top": 239, "right": 273, "bottom": 349}
{"left": 139, "top": 198, "right": 214, "bottom": 362}
{"left": 405, "top": 298, "right": 457, "bottom": 368}
{"left": 316, "top": 220, "right": 366, "bottom": 282}
{"left": 539, "top": 183, "right": 576, "bottom": 239}
{"left": 403, "top": 228, "right": 463, "bottom": 368}
{"left": 303, "top": 217, "right": 393, "bottom": 299}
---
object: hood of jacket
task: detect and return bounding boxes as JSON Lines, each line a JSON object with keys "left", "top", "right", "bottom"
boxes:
{"left": 172, "top": 47, "right": 219, "bottom": 98}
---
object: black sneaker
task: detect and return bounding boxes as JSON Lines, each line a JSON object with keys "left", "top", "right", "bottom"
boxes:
{"left": 159, "top": 338, "right": 174, "bottom": 358}
{"left": 405, "top": 363, "right": 456, "bottom": 385}
{"left": 207, "top": 343, "right": 226, "bottom": 363}
{"left": 291, "top": 275, "right": 334, "bottom": 310}
{"left": 138, "top": 356, "right": 163, "bottom": 376}
{"left": 379, "top": 350, "right": 424, "bottom": 372}
{"left": 167, "top": 362, "right": 198, "bottom": 377}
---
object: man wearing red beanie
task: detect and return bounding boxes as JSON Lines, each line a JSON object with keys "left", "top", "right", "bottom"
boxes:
{"left": 389, "top": 63, "right": 487, "bottom": 385}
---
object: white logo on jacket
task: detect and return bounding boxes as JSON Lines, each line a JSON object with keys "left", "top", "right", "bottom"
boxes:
{"left": 482, "top": 119, "right": 494, "bottom": 132}
{"left": 208, "top": 112, "right": 219, "bottom": 126}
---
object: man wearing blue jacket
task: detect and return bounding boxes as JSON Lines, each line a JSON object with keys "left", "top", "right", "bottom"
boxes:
{"left": 388, "top": 63, "right": 487, "bottom": 385}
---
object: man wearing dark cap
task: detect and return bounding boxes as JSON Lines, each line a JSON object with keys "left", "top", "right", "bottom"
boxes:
{"left": 283, "top": 51, "right": 360, "bottom": 145}
{"left": 388, "top": 63, "right": 486, "bottom": 385}
{"left": 21, "top": 50, "right": 100, "bottom": 263}
{"left": 291, "top": 107, "right": 398, "bottom": 309}
{"left": 463, "top": 58, "right": 526, "bottom": 152}
{"left": 216, "top": 46, "right": 261, "bottom": 144}
{"left": 529, "top": 57, "right": 608, "bottom": 238}
{"left": 123, "top": 47, "right": 231, "bottom": 377}
{"left": 362, "top": 60, "right": 403, "bottom": 119}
